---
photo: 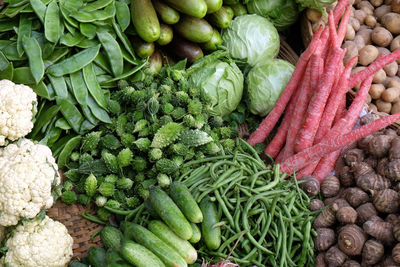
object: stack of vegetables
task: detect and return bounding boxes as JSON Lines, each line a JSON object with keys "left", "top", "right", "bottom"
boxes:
{"left": 248, "top": 0, "right": 400, "bottom": 183}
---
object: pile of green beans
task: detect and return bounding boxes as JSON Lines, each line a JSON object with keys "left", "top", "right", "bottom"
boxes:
{"left": 178, "top": 139, "right": 317, "bottom": 267}
{"left": 0, "top": 0, "right": 146, "bottom": 149}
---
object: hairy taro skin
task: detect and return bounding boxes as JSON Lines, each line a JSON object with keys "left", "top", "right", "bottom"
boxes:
{"left": 338, "top": 224, "right": 367, "bottom": 256}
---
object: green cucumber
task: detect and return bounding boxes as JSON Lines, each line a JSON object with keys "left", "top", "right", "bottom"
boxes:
{"left": 148, "top": 220, "right": 198, "bottom": 264}
{"left": 157, "top": 24, "right": 173, "bottom": 46}
{"left": 153, "top": 0, "right": 180, "bottom": 24}
{"left": 202, "top": 29, "right": 222, "bottom": 51}
{"left": 200, "top": 197, "right": 221, "bottom": 250}
{"left": 230, "top": 3, "right": 247, "bottom": 17}
{"left": 145, "top": 198, "right": 160, "bottom": 218}
{"left": 87, "top": 246, "right": 107, "bottom": 267}
{"left": 100, "top": 226, "right": 123, "bottom": 250}
{"left": 169, "top": 181, "right": 203, "bottom": 223}
{"left": 132, "top": 36, "right": 155, "bottom": 58}
{"left": 163, "top": 0, "right": 207, "bottom": 18}
{"left": 148, "top": 49, "right": 162, "bottom": 75}
{"left": 121, "top": 240, "right": 166, "bottom": 267}
{"left": 189, "top": 223, "right": 201, "bottom": 244}
{"left": 131, "top": 0, "right": 160, "bottom": 42}
{"left": 123, "top": 223, "right": 187, "bottom": 267}
{"left": 207, "top": 7, "right": 231, "bottom": 29}
{"left": 204, "top": 0, "right": 223, "bottom": 13}
{"left": 174, "top": 16, "right": 213, "bottom": 43}
{"left": 148, "top": 186, "right": 193, "bottom": 240}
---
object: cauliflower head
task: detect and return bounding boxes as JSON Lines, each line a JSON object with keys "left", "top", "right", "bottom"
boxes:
{"left": 0, "top": 79, "right": 37, "bottom": 146}
{"left": 0, "top": 139, "right": 60, "bottom": 226}
{"left": 4, "top": 215, "right": 73, "bottom": 267}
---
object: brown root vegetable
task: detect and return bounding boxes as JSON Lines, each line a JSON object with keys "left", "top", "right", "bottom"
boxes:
{"left": 384, "top": 255, "right": 400, "bottom": 266}
{"left": 370, "top": 103, "right": 379, "bottom": 113}
{"left": 357, "top": 172, "right": 391, "bottom": 192}
{"left": 358, "top": 28, "right": 374, "bottom": 44}
{"left": 365, "top": 14, "right": 378, "bottom": 27}
{"left": 336, "top": 206, "right": 358, "bottom": 224}
{"left": 378, "top": 157, "right": 390, "bottom": 176}
{"left": 393, "top": 223, "right": 400, "bottom": 241}
{"left": 387, "top": 78, "right": 400, "bottom": 88}
{"left": 370, "top": 84, "right": 386, "bottom": 100}
{"left": 359, "top": 45, "right": 379, "bottom": 66}
{"left": 358, "top": 135, "right": 375, "bottom": 150}
{"left": 386, "top": 159, "right": 400, "bottom": 180}
{"left": 373, "top": 189, "right": 400, "bottom": 213}
{"left": 362, "top": 239, "right": 385, "bottom": 265}
{"left": 371, "top": 0, "right": 384, "bottom": 6}
{"left": 345, "top": 187, "right": 370, "bottom": 207}
{"left": 306, "top": 8, "right": 323, "bottom": 23}
{"left": 365, "top": 156, "right": 379, "bottom": 169}
{"left": 338, "top": 224, "right": 367, "bottom": 255}
{"left": 315, "top": 253, "right": 327, "bottom": 267}
{"left": 385, "top": 128, "right": 398, "bottom": 136}
{"left": 343, "top": 260, "right": 361, "bottom": 267}
{"left": 342, "top": 41, "right": 359, "bottom": 65}
{"left": 314, "top": 228, "right": 336, "bottom": 251}
{"left": 314, "top": 205, "right": 336, "bottom": 228}
{"left": 363, "top": 219, "right": 395, "bottom": 245}
{"left": 321, "top": 176, "right": 341, "bottom": 198}
{"left": 344, "top": 149, "right": 365, "bottom": 167}
{"left": 382, "top": 87, "right": 400, "bottom": 103}
{"left": 357, "top": 203, "right": 378, "bottom": 224}
{"left": 375, "top": 5, "right": 392, "bottom": 18}
{"left": 377, "top": 99, "right": 393, "bottom": 113}
{"left": 309, "top": 198, "right": 324, "bottom": 211}
{"left": 357, "top": 0, "right": 374, "bottom": 9}
{"left": 382, "top": 13, "right": 400, "bottom": 34}
{"left": 360, "top": 114, "right": 381, "bottom": 126}
{"left": 385, "top": 61, "right": 399, "bottom": 77}
{"left": 392, "top": 101, "right": 400, "bottom": 114}
{"left": 386, "top": 214, "right": 400, "bottom": 224}
{"left": 339, "top": 166, "right": 355, "bottom": 187}
{"left": 299, "top": 175, "right": 320, "bottom": 196}
{"left": 390, "top": 138, "right": 400, "bottom": 160}
{"left": 354, "top": 9, "right": 368, "bottom": 23}
{"left": 345, "top": 24, "right": 355, "bottom": 41}
{"left": 372, "top": 27, "right": 394, "bottom": 47}
{"left": 393, "top": 243, "right": 400, "bottom": 263}
{"left": 369, "top": 135, "right": 395, "bottom": 157}
{"left": 393, "top": 0, "right": 400, "bottom": 12}
{"left": 349, "top": 17, "right": 361, "bottom": 31}
{"left": 352, "top": 162, "right": 374, "bottom": 179}
{"left": 325, "top": 245, "right": 348, "bottom": 266}
{"left": 332, "top": 198, "right": 351, "bottom": 209}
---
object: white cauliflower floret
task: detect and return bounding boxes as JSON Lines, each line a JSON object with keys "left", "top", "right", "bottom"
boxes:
{"left": 0, "top": 139, "right": 60, "bottom": 226}
{"left": 4, "top": 215, "right": 73, "bottom": 267}
{"left": 0, "top": 79, "right": 37, "bottom": 146}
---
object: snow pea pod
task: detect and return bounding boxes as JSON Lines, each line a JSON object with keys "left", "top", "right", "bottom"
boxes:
{"left": 55, "top": 118, "right": 72, "bottom": 130}
{"left": 48, "top": 75, "right": 68, "bottom": 99}
{"left": 57, "top": 97, "right": 84, "bottom": 133}
{"left": 112, "top": 19, "right": 136, "bottom": 59}
{"left": 64, "top": 20, "right": 77, "bottom": 34}
{"left": 82, "top": 64, "right": 108, "bottom": 109}
{"left": 0, "top": 62, "right": 14, "bottom": 80}
{"left": 0, "top": 41, "right": 13, "bottom": 49}
{"left": 99, "top": 60, "right": 147, "bottom": 84}
{"left": 115, "top": 0, "right": 130, "bottom": 31}
{"left": 96, "top": 29, "right": 123, "bottom": 76}
{"left": 80, "top": 23, "right": 97, "bottom": 39}
{"left": 13, "top": 66, "right": 35, "bottom": 84}
{"left": 30, "top": 0, "right": 46, "bottom": 22}
{"left": 46, "top": 44, "right": 100, "bottom": 76}
{"left": 33, "top": 81, "right": 53, "bottom": 100}
{"left": 71, "top": 3, "right": 115, "bottom": 22}
{"left": 1, "top": 43, "right": 27, "bottom": 61}
{"left": 0, "top": 20, "right": 18, "bottom": 32}
{"left": 22, "top": 35, "right": 44, "bottom": 84}
{"left": 76, "top": 38, "right": 98, "bottom": 48}
{"left": 60, "top": 32, "right": 85, "bottom": 47}
{"left": 0, "top": 51, "right": 9, "bottom": 72}
{"left": 1, "top": 3, "right": 30, "bottom": 17}
{"left": 80, "top": 120, "right": 97, "bottom": 133}
{"left": 30, "top": 105, "right": 60, "bottom": 138}
{"left": 70, "top": 70, "right": 88, "bottom": 106}
{"left": 82, "top": 0, "right": 114, "bottom": 12}
{"left": 43, "top": 47, "right": 69, "bottom": 68}
{"left": 87, "top": 94, "right": 111, "bottom": 123}
{"left": 59, "top": 5, "right": 79, "bottom": 28}
{"left": 8, "top": 0, "right": 29, "bottom": 8}
{"left": 17, "top": 15, "right": 32, "bottom": 56}
{"left": 81, "top": 105, "right": 99, "bottom": 125}
{"left": 57, "top": 135, "right": 82, "bottom": 168}
{"left": 44, "top": 0, "right": 61, "bottom": 43}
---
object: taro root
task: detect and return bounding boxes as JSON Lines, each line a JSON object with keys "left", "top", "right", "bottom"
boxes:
{"left": 356, "top": 172, "right": 391, "bottom": 192}
{"left": 369, "top": 135, "right": 395, "bottom": 157}
{"left": 315, "top": 253, "right": 327, "bottom": 267}
{"left": 338, "top": 224, "right": 367, "bottom": 255}
{"left": 378, "top": 158, "right": 390, "bottom": 176}
{"left": 386, "top": 159, "right": 400, "bottom": 181}
{"left": 339, "top": 166, "right": 355, "bottom": 187}
{"left": 325, "top": 245, "right": 348, "bottom": 267}
{"left": 299, "top": 175, "right": 320, "bottom": 196}
{"left": 356, "top": 203, "right": 378, "bottom": 224}
{"left": 345, "top": 187, "right": 370, "bottom": 207}
{"left": 314, "top": 205, "right": 336, "bottom": 228}
{"left": 384, "top": 256, "right": 400, "bottom": 267}
{"left": 360, "top": 113, "right": 380, "bottom": 125}
{"left": 332, "top": 198, "right": 350, "bottom": 209}
{"left": 362, "top": 239, "right": 385, "bottom": 265}
{"left": 386, "top": 214, "right": 400, "bottom": 225}
{"left": 358, "top": 135, "right": 375, "bottom": 151}
{"left": 344, "top": 148, "right": 365, "bottom": 166}
{"left": 342, "top": 260, "right": 361, "bottom": 267}
{"left": 393, "top": 223, "right": 400, "bottom": 241}
{"left": 363, "top": 218, "right": 395, "bottom": 245}
{"left": 386, "top": 128, "right": 399, "bottom": 136}
{"left": 321, "top": 176, "right": 341, "bottom": 198}
{"left": 309, "top": 199, "right": 324, "bottom": 211}
{"left": 365, "top": 156, "right": 379, "bottom": 168}
{"left": 336, "top": 206, "right": 358, "bottom": 224}
{"left": 352, "top": 162, "right": 374, "bottom": 179}
{"left": 393, "top": 243, "right": 400, "bottom": 263}
{"left": 323, "top": 189, "right": 346, "bottom": 206}
{"left": 373, "top": 189, "right": 400, "bottom": 213}
{"left": 390, "top": 137, "right": 400, "bottom": 160}
{"left": 314, "top": 228, "right": 336, "bottom": 251}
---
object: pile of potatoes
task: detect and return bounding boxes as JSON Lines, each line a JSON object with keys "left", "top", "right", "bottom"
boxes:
{"left": 306, "top": 0, "right": 400, "bottom": 116}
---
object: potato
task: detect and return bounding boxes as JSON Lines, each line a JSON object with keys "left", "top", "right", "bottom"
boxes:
{"left": 365, "top": 15, "right": 378, "bottom": 27}
{"left": 391, "top": 35, "right": 400, "bottom": 51}
{"left": 352, "top": 66, "right": 366, "bottom": 90}
{"left": 370, "top": 103, "right": 379, "bottom": 112}
{"left": 306, "top": 8, "right": 323, "bottom": 23}
{"left": 312, "top": 20, "right": 326, "bottom": 33}
{"left": 375, "top": 5, "right": 392, "bottom": 19}
{"left": 378, "top": 46, "right": 391, "bottom": 55}
{"left": 371, "top": 27, "right": 393, "bottom": 47}
{"left": 377, "top": 99, "right": 393, "bottom": 112}
{"left": 386, "top": 0, "right": 393, "bottom": 4}
{"left": 382, "top": 13, "right": 400, "bottom": 34}
{"left": 362, "top": 7, "right": 374, "bottom": 16}
{"left": 387, "top": 78, "right": 400, "bottom": 88}
{"left": 354, "top": 0, "right": 362, "bottom": 5}
{"left": 367, "top": 93, "right": 372, "bottom": 104}
{"left": 384, "top": 76, "right": 400, "bottom": 87}
{"left": 359, "top": 45, "right": 379, "bottom": 65}
{"left": 391, "top": 101, "right": 400, "bottom": 114}
{"left": 370, "top": 84, "right": 386, "bottom": 99}
{"left": 357, "top": 28, "right": 373, "bottom": 44}
{"left": 359, "top": 24, "right": 370, "bottom": 31}
{"left": 373, "top": 68, "right": 387, "bottom": 83}
{"left": 371, "top": 0, "right": 384, "bottom": 6}
{"left": 384, "top": 61, "right": 398, "bottom": 76}
{"left": 345, "top": 24, "right": 356, "bottom": 40}
{"left": 393, "top": 0, "right": 400, "bottom": 13}
{"left": 353, "top": 36, "right": 366, "bottom": 50}
{"left": 357, "top": 0, "right": 375, "bottom": 9}
{"left": 349, "top": 17, "right": 361, "bottom": 31}
{"left": 354, "top": 9, "right": 368, "bottom": 23}
{"left": 343, "top": 41, "right": 359, "bottom": 65}
{"left": 382, "top": 87, "right": 400, "bottom": 102}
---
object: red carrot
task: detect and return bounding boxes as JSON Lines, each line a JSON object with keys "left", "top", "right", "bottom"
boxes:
{"left": 280, "top": 112, "right": 400, "bottom": 173}
{"left": 294, "top": 48, "right": 344, "bottom": 152}
{"left": 349, "top": 49, "right": 400, "bottom": 88}
{"left": 328, "top": 11, "right": 338, "bottom": 48}
{"left": 313, "top": 150, "right": 342, "bottom": 182}
{"left": 275, "top": 147, "right": 286, "bottom": 163}
{"left": 337, "top": 5, "right": 353, "bottom": 46}
{"left": 310, "top": 42, "right": 323, "bottom": 91}
{"left": 333, "top": 0, "right": 351, "bottom": 24}
{"left": 296, "top": 161, "right": 319, "bottom": 180}
{"left": 334, "top": 94, "right": 347, "bottom": 124}
{"left": 247, "top": 27, "right": 323, "bottom": 146}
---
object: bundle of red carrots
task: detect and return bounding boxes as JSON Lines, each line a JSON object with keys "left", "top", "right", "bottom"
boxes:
{"left": 247, "top": 0, "right": 400, "bottom": 182}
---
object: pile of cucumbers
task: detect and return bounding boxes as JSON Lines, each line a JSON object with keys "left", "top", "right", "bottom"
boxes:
{"left": 72, "top": 181, "right": 221, "bottom": 267}
{"left": 131, "top": 0, "right": 247, "bottom": 63}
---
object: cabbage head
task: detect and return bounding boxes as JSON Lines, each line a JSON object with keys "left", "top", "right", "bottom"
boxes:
{"left": 295, "top": 0, "right": 335, "bottom": 9}
{"left": 246, "top": 0, "right": 299, "bottom": 31}
{"left": 188, "top": 54, "right": 244, "bottom": 117}
{"left": 246, "top": 59, "right": 294, "bottom": 116}
{"left": 222, "top": 14, "right": 279, "bottom": 67}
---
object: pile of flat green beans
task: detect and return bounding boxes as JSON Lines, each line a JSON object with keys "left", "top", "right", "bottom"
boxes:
{"left": 0, "top": 0, "right": 146, "bottom": 148}
{"left": 179, "top": 139, "right": 317, "bottom": 267}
